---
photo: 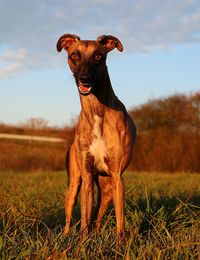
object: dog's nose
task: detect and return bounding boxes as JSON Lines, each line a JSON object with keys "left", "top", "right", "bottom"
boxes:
{"left": 79, "top": 74, "right": 93, "bottom": 85}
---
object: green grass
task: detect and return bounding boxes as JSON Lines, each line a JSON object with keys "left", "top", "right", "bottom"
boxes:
{"left": 0, "top": 171, "right": 200, "bottom": 259}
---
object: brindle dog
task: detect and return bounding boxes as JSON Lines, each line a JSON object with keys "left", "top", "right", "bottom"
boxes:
{"left": 57, "top": 34, "right": 136, "bottom": 238}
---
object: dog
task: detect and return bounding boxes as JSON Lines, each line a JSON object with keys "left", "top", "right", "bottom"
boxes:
{"left": 57, "top": 34, "right": 136, "bottom": 238}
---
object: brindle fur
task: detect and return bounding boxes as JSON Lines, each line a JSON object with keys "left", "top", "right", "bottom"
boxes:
{"left": 57, "top": 34, "right": 136, "bottom": 238}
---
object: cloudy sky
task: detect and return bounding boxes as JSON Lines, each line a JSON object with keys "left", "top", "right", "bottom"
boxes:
{"left": 0, "top": 0, "right": 200, "bottom": 126}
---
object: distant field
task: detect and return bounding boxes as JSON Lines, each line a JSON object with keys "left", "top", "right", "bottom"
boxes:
{"left": 0, "top": 171, "right": 200, "bottom": 259}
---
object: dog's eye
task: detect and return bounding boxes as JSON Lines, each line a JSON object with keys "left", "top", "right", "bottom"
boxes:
{"left": 94, "top": 54, "right": 102, "bottom": 61}
{"left": 71, "top": 53, "right": 80, "bottom": 61}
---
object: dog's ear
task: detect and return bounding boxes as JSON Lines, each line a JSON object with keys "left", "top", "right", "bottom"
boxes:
{"left": 97, "top": 35, "right": 123, "bottom": 52}
{"left": 57, "top": 34, "right": 80, "bottom": 52}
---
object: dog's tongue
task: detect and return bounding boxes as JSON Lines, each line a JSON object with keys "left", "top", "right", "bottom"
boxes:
{"left": 79, "top": 84, "right": 91, "bottom": 93}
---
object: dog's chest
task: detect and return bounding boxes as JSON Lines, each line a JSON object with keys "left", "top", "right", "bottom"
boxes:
{"left": 89, "top": 115, "right": 108, "bottom": 173}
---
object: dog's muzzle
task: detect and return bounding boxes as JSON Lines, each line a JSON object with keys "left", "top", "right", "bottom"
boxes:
{"left": 78, "top": 73, "right": 94, "bottom": 95}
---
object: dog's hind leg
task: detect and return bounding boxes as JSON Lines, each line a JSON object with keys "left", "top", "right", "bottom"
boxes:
{"left": 64, "top": 144, "right": 81, "bottom": 235}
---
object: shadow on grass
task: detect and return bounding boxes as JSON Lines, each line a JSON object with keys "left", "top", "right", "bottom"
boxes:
{"left": 39, "top": 204, "right": 81, "bottom": 233}
{"left": 126, "top": 193, "right": 200, "bottom": 236}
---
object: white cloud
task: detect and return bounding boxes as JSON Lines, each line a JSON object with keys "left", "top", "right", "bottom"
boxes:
{"left": 0, "top": 62, "right": 25, "bottom": 77}
{"left": 0, "top": 0, "right": 200, "bottom": 77}
{"left": 0, "top": 48, "right": 28, "bottom": 77}
{"left": 0, "top": 48, "right": 28, "bottom": 62}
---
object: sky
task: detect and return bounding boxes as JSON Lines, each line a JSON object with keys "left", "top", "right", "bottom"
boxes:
{"left": 0, "top": 0, "right": 200, "bottom": 126}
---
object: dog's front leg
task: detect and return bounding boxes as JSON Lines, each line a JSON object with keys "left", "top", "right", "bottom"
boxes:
{"left": 80, "top": 172, "right": 94, "bottom": 236}
{"left": 95, "top": 175, "right": 112, "bottom": 230}
{"left": 112, "top": 174, "right": 125, "bottom": 238}
{"left": 64, "top": 174, "right": 80, "bottom": 235}
{"left": 64, "top": 145, "right": 81, "bottom": 235}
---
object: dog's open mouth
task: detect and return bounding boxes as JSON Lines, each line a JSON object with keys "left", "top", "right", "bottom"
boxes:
{"left": 78, "top": 83, "right": 92, "bottom": 95}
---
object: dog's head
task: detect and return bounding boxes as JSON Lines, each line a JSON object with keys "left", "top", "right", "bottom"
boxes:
{"left": 57, "top": 34, "right": 123, "bottom": 95}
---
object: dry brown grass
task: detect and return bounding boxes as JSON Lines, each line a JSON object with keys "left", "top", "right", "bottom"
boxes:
{"left": 0, "top": 140, "right": 67, "bottom": 171}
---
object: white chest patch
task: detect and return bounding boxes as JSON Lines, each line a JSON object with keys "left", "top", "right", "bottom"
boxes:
{"left": 89, "top": 115, "right": 108, "bottom": 173}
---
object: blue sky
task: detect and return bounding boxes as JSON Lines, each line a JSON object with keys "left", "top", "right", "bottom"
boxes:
{"left": 0, "top": 0, "right": 200, "bottom": 126}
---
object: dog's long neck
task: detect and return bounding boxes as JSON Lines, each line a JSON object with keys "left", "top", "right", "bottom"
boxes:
{"left": 79, "top": 66, "right": 116, "bottom": 118}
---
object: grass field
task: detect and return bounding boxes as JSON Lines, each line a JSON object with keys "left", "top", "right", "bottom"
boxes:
{"left": 0, "top": 171, "right": 200, "bottom": 259}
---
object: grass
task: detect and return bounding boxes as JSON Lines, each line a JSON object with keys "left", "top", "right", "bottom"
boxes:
{"left": 0, "top": 171, "right": 200, "bottom": 259}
